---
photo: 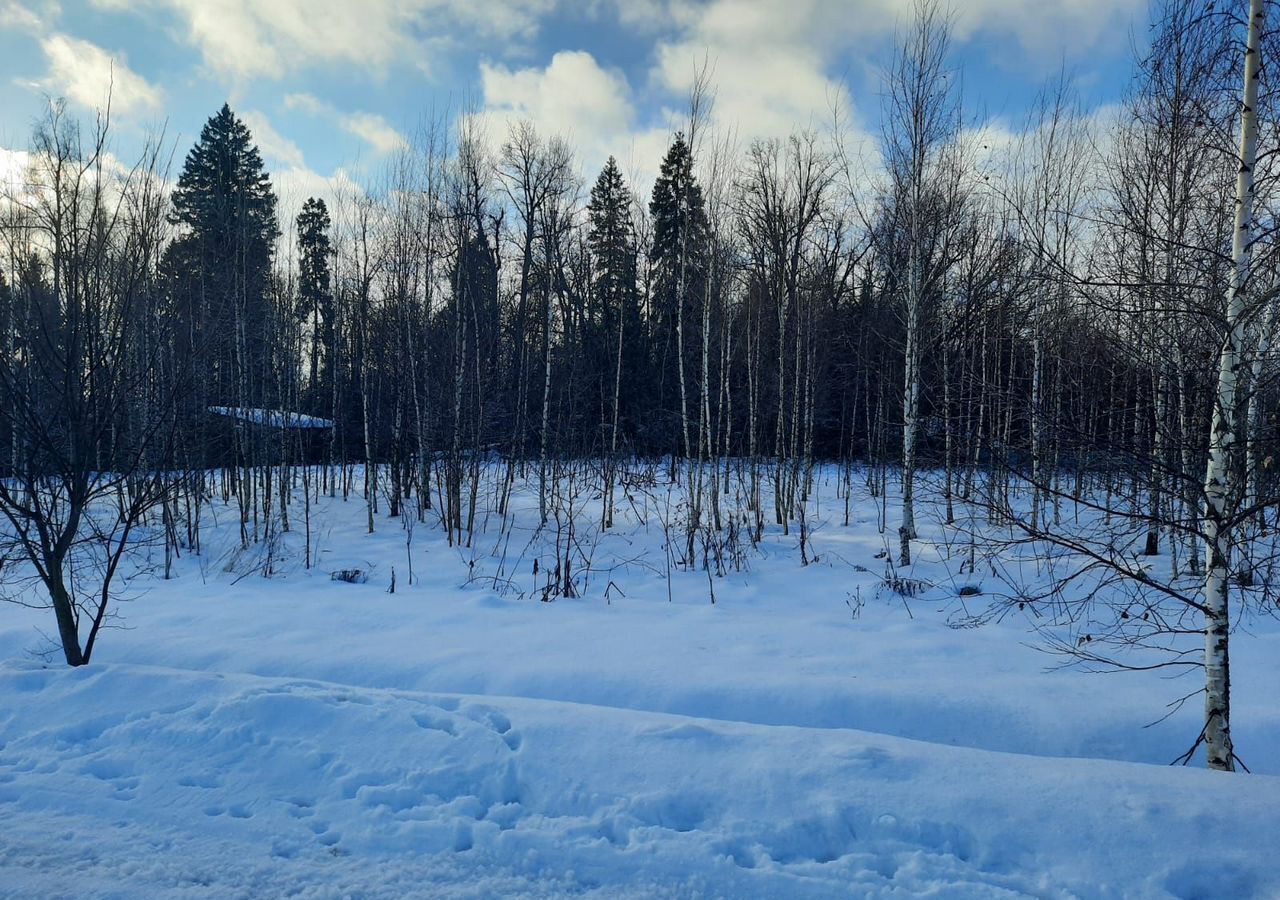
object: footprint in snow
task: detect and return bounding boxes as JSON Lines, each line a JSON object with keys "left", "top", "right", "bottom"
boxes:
{"left": 460, "top": 704, "right": 522, "bottom": 750}
{"left": 411, "top": 711, "right": 456, "bottom": 735}
{"left": 176, "top": 772, "right": 222, "bottom": 789}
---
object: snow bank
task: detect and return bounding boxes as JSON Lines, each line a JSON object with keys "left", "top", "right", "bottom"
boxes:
{"left": 2, "top": 660, "right": 1274, "bottom": 899}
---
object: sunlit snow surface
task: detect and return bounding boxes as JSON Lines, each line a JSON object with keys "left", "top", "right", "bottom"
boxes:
{"left": 1, "top": 466, "right": 1277, "bottom": 898}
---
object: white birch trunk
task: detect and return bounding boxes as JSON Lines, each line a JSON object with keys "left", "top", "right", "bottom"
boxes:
{"left": 539, "top": 283, "right": 553, "bottom": 525}
{"left": 1245, "top": 300, "right": 1278, "bottom": 515}
{"left": 1030, "top": 330, "right": 1043, "bottom": 532}
{"left": 604, "top": 284, "right": 624, "bottom": 530}
{"left": 1200, "top": 0, "right": 1264, "bottom": 772}
{"left": 899, "top": 243, "right": 921, "bottom": 566}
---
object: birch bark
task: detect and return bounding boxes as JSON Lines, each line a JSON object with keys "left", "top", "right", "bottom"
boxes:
{"left": 1200, "top": 0, "right": 1264, "bottom": 772}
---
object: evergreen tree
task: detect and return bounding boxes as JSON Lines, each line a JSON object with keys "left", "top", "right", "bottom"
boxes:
{"left": 14, "top": 255, "right": 61, "bottom": 398}
{"left": 587, "top": 157, "right": 643, "bottom": 443}
{"left": 648, "top": 133, "right": 709, "bottom": 452}
{"left": 588, "top": 157, "right": 637, "bottom": 310}
{"left": 166, "top": 103, "right": 280, "bottom": 411}
{"left": 449, "top": 223, "right": 501, "bottom": 437}
{"left": 297, "top": 197, "right": 333, "bottom": 410}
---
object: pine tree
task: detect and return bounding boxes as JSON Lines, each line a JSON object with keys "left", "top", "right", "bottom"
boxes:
{"left": 297, "top": 197, "right": 333, "bottom": 411}
{"left": 648, "top": 133, "right": 709, "bottom": 455}
{"left": 167, "top": 103, "right": 280, "bottom": 412}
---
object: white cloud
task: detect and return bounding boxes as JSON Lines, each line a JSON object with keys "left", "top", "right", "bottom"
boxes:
{"left": 281, "top": 93, "right": 324, "bottom": 116}
{"left": 91, "top": 0, "right": 556, "bottom": 81}
{"left": 343, "top": 112, "right": 409, "bottom": 156}
{"left": 961, "top": 116, "right": 1020, "bottom": 177}
{"left": 619, "top": 0, "right": 1143, "bottom": 69}
{"left": 284, "top": 94, "right": 407, "bottom": 156}
{"left": 272, "top": 164, "right": 361, "bottom": 243}
{"left": 476, "top": 50, "right": 671, "bottom": 186}
{"left": 481, "top": 51, "right": 631, "bottom": 140}
{"left": 0, "top": 147, "right": 31, "bottom": 200}
{"left": 0, "top": 1, "right": 45, "bottom": 31}
{"left": 644, "top": 0, "right": 874, "bottom": 168}
{"left": 1, "top": 144, "right": 174, "bottom": 241}
{"left": 931, "top": 0, "right": 1145, "bottom": 63}
{"left": 273, "top": 165, "right": 359, "bottom": 211}
{"left": 240, "top": 109, "right": 305, "bottom": 169}
{"left": 631, "top": 0, "right": 1144, "bottom": 191}
{"left": 35, "top": 33, "right": 162, "bottom": 116}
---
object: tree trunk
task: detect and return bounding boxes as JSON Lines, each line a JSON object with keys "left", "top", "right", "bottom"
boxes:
{"left": 900, "top": 247, "right": 921, "bottom": 565}
{"left": 49, "top": 575, "right": 85, "bottom": 667}
{"left": 1200, "top": 0, "right": 1264, "bottom": 772}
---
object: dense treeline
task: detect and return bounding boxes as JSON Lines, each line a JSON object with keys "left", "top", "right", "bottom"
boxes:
{"left": 2, "top": 0, "right": 1279, "bottom": 771}
{"left": 1, "top": 30, "right": 1263, "bottom": 505}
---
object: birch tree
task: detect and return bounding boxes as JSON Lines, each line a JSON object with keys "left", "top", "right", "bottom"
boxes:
{"left": 1200, "top": 0, "right": 1265, "bottom": 772}
{"left": 880, "top": 0, "right": 965, "bottom": 565}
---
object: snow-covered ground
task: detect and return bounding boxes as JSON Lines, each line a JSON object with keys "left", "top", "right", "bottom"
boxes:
{"left": 2, "top": 465, "right": 1278, "bottom": 898}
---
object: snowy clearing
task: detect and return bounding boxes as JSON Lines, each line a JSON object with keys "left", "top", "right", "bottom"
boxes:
{"left": 1, "top": 467, "right": 1278, "bottom": 899}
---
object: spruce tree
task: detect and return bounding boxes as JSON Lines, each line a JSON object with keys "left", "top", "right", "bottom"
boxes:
{"left": 167, "top": 103, "right": 280, "bottom": 412}
{"left": 297, "top": 197, "right": 333, "bottom": 410}
{"left": 648, "top": 133, "right": 709, "bottom": 454}
{"left": 587, "top": 157, "right": 643, "bottom": 445}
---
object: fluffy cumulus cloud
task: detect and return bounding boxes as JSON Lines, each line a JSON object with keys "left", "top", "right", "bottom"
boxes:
{"left": 284, "top": 94, "right": 407, "bottom": 156}
{"left": 4, "top": 3, "right": 162, "bottom": 118}
{"left": 634, "top": 0, "right": 872, "bottom": 198}
{"left": 341, "top": 112, "right": 408, "bottom": 156}
{"left": 89, "top": 0, "right": 556, "bottom": 81}
{"left": 648, "top": 0, "right": 1140, "bottom": 138}
{"left": 116, "top": 0, "right": 1138, "bottom": 92}
{"left": 477, "top": 50, "right": 672, "bottom": 187}
{"left": 471, "top": 0, "right": 1146, "bottom": 190}
{"left": 480, "top": 51, "right": 630, "bottom": 146}
{"left": 36, "top": 33, "right": 163, "bottom": 116}
{"left": 627, "top": 0, "right": 1146, "bottom": 189}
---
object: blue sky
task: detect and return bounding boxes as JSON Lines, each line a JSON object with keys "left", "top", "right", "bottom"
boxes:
{"left": 0, "top": 0, "right": 1149, "bottom": 213}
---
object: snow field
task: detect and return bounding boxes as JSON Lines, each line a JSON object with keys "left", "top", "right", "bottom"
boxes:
{"left": 1, "top": 465, "right": 1278, "bottom": 897}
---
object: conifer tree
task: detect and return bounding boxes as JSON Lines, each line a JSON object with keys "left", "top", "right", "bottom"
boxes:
{"left": 649, "top": 133, "right": 709, "bottom": 456}
{"left": 587, "top": 157, "right": 642, "bottom": 443}
{"left": 167, "top": 103, "right": 280, "bottom": 413}
{"left": 297, "top": 197, "right": 333, "bottom": 410}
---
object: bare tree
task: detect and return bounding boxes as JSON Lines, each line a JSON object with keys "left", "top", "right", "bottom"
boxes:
{"left": 0, "top": 102, "right": 181, "bottom": 666}
{"left": 879, "top": 0, "right": 967, "bottom": 565}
